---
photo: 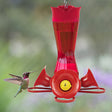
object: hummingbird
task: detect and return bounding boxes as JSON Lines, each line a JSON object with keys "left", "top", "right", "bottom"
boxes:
{"left": 4, "top": 72, "right": 32, "bottom": 97}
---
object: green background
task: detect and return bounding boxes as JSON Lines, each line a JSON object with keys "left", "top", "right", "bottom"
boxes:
{"left": 0, "top": 0, "right": 111, "bottom": 112}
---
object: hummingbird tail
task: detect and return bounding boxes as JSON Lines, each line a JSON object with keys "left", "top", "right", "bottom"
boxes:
{"left": 14, "top": 88, "right": 22, "bottom": 97}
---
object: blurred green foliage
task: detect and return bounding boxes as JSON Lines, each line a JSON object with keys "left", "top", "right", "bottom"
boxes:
{"left": 0, "top": 0, "right": 112, "bottom": 112}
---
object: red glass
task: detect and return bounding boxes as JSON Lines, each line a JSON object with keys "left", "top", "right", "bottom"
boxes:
{"left": 53, "top": 18, "right": 79, "bottom": 73}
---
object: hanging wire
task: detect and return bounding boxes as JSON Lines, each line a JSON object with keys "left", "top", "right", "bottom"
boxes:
{"left": 64, "top": 0, "right": 70, "bottom": 8}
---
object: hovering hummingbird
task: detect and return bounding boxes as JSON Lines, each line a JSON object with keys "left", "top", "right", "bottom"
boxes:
{"left": 4, "top": 72, "right": 32, "bottom": 97}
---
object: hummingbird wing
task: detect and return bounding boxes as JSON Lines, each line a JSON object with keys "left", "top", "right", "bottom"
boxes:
{"left": 9, "top": 74, "right": 22, "bottom": 79}
{"left": 4, "top": 78, "right": 23, "bottom": 85}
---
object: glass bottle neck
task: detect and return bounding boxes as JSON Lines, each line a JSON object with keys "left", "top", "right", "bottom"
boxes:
{"left": 53, "top": 22, "right": 79, "bottom": 73}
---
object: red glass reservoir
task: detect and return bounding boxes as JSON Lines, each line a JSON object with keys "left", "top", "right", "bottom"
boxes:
{"left": 52, "top": 6, "right": 81, "bottom": 73}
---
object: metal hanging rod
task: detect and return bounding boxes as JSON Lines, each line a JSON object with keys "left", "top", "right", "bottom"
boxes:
{"left": 64, "top": 0, "right": 70, "bottom": 8}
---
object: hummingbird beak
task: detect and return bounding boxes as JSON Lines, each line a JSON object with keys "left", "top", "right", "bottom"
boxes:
{"left": 28, "top": 71, "right": 36, "bottom": 75}
{"left": 29, "top": 66, "right": 47, "bottom": 74}
{"left": 29, "top": 71, "right": 35, "bottom": 73}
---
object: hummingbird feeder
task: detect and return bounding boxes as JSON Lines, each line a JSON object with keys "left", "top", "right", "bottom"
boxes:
{"left": 28, "top": 1, "right": 105, "bottom": 103}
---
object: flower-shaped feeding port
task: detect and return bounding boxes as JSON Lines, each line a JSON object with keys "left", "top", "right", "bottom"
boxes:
{"left": 28, "top": 5, "right": 105, "bottom": 103}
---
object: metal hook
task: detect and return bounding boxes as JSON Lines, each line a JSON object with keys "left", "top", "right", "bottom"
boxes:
{"left": 64, "top": 0, "right": 70, "bottom": 8}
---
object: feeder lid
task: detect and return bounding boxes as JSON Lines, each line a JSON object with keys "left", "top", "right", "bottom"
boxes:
{"left": 51, "top": 5, "right": 81, "bottom": 22}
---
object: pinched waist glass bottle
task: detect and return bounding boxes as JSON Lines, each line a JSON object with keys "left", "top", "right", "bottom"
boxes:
{"left": 52, "top": 6, "right": 81, "bottom": 73}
